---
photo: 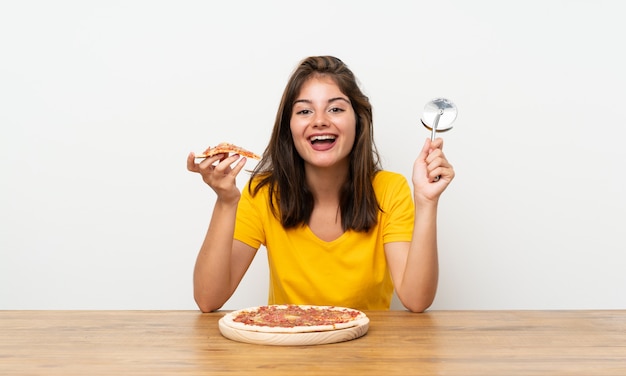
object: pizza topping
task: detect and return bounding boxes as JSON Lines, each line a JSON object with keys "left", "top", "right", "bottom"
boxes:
{"left": 232, "top": 304, "right": 361, "bottom": 328}
{"left": 196, "top": 142, "right": 261, "bottom": 160}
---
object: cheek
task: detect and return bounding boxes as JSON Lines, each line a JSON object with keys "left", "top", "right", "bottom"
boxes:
{"left": 289, "top": 118, "right": 307, "bottom": 140}
{"left": 289, "top": 122, "right": 307, "bottom": 154}
{"left": 289, "top": 115, "right": 298, "bottom": 135}
{"left": 345, "top": 119, "right": 357, "bottom": 147}
{"left": 346, "top": 132, "right": 356, "bottom": 151}
{"left": 289, "top": 121, "right": 299, "bottom": 143}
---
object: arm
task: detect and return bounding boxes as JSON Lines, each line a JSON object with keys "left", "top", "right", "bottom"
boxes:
{"left": 187, "top": 152, "right": 257, "bottom": 312}
{"left": 385, "top": 138, "right": 454, "bottom": 312}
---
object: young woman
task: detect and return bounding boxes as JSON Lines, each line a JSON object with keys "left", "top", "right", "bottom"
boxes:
{"left": 187, "top": 56, "right": 454, "bottom": 313}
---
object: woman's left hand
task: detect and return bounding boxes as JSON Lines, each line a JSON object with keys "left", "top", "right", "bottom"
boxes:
{"left": 412, "top": 137, "right": 455, "bottom": 203}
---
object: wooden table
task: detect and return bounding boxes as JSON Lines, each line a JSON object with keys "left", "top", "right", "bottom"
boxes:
{"left": 1, "top": 310, "right": 625, "bottom": 375}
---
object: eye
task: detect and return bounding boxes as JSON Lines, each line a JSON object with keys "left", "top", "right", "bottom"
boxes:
{"left": 295, "top": 109, "right": 312, "bottom": 115}
{"left": 329, "top": 107, "right": 345, "bottom": 113}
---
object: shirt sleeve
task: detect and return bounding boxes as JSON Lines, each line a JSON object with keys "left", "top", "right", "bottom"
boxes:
{"left": 233, "top": 180, "right": 265, "bottom": 249}
{"left": 377, "top": 172, "right": 415, "bottom": 244}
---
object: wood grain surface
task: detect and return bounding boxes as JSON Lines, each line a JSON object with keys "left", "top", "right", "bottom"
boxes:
{"left": 1, "top": 310, "right": 625, "bottom": 375}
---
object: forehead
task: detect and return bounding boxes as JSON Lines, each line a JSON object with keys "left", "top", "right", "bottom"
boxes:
{"left": 296, "top": 75, "right": 345, "bottom": 98}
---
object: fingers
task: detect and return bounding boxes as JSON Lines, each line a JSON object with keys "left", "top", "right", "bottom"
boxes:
{"left": 211, "top": 154, "right": 247, "bottom": 176}
{"left": 187, "top": 152, "right": 248, "bottom": 177}
{"left": 429, "top": 153, "right": 454, "bottom": 183}
{"left": 418, "top": 137, "right": 443, "bottom": 156}
{"left": 425, "top": 137, "right": 447, "bottom": 162}
{"left": 230, "top": 156, "right": 248, "bottom": 176}
{"left": 417, "top": 138, "right": 432, "bottom": 160}
{"left": 430, "top": 137, "right": 444, "bottom": 149}
{"left": 187, "top": 152, "right": 196, "bottom": 171}
{"left": 419, "top": 138, "right": 453, "bottom": 183}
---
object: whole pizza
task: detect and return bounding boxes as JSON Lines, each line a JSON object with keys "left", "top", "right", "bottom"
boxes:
{"left": 220, "top": 304, "right": 369, "bottom": 334}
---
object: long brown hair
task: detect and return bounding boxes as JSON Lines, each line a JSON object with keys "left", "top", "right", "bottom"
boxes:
{"left": 250, "top": 56, "right": 382, "bottom": 232}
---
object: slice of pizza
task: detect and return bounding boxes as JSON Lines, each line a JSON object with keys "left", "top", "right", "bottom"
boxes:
{"left": 195, "top": 142, "right": 261, "bottom": 160}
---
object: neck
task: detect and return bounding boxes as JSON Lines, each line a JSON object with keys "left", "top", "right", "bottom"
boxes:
{"left": 305, "top": 163, "right": 349, "bottom": 203}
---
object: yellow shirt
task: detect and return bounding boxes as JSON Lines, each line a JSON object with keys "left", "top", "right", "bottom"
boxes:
{"left": 234, "top": 170, "right": 414, "bottom": 310}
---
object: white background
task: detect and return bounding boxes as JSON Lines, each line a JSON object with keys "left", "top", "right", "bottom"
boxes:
{"left": 1, "top": 1, "right": 624, "bottom": 310}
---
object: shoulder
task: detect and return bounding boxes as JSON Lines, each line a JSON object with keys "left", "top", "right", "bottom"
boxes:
{"left": 373, "top": 170, "right": 413, "bottom": 209}
{"left": 373, "top": 170, "right": 410, "bottom": 190}
{"left": 242, "top": 174, "right": 271, "bottom": 197}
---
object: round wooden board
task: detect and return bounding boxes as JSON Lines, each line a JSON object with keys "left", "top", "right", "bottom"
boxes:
{"left": 218, "top": 316, "right": 369, "bottom": 346}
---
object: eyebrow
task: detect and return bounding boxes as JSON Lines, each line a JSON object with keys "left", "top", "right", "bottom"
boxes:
{"left": 293, "top": 97, "right": 351, "bottom": 106}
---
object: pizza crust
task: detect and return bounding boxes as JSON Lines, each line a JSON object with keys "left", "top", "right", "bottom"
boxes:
{"left": 220, "top": 305, "right": 369, "bottom": 334}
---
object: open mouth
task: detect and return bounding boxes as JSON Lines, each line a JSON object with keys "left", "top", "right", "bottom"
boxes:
{"left": 309, "top": 135, "right": 337, "bottom": 145}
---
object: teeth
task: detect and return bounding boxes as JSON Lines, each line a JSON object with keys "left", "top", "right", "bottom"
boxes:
{"left": 310, "top": 135, "right": 336, "bottom": 142}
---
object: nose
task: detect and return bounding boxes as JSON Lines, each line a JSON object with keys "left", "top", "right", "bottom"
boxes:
{"left": 312, "top": 111, "right": 329, "bottom": 127}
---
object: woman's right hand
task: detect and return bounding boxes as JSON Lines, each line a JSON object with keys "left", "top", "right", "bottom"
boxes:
{"left": 187, "top": 152, "right": 249, "bottom": 203}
